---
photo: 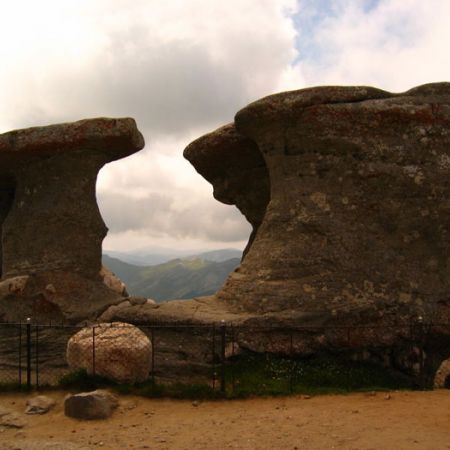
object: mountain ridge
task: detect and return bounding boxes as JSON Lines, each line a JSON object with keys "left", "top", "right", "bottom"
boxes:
{"left": 102, "top": 253, "right": 240, "bottom": 301}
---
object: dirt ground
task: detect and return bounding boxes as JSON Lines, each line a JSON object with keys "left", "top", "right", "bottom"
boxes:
{"left": 0, "top": 390, "right": 449, "bottom": 450}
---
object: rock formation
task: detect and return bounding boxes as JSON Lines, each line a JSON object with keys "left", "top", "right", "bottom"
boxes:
{"left": 184, "top": 83, "right": 450, "bottom": 324}
{"left": 0, "top": 118, "right": 144, "bottom": 322}
{"left": 104, "top": 83, "right": 450, "bottom": 383}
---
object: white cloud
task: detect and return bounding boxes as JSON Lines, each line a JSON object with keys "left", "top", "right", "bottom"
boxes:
{"left": 0, "top": 0, "right": 302, "bottom": 251}
{"left": 296, "top": 0, "right": 450, "bottom": 92}
{"left": 5, "top": 0, "right": 448, "bottom": 254}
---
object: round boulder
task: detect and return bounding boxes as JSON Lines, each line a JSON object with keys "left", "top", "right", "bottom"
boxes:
{"left": 434, "top": 357, "right": 450, "bottom": 388}
{"left": 67, "top": 322, "right": 151, "bottom": 383}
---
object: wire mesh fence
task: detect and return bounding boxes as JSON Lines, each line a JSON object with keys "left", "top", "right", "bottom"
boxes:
{"left": 0, "top": 320, "right": 449, "bottom": 394}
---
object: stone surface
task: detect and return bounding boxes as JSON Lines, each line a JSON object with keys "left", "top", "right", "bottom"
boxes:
{"left": 100, "top": 265, "right": 128, "bottom": 297}
{"left": 25, "top": 395, "right": 56, "bottom": 415}
{"left": 64, "top": 390, "right": 118, "bottom": 420}
{"left": 0, "top": 406, "right": 26, "bottom": 428}
{"left": 66, "top": 322, "right": 151, "bottom": 383}
{"left": 184, "top": 83, "right": 450, "bottom": 325}
{"left": 104, "top": 83, "right": 450, "bottom": 382}
{"left": 184, "top": 124, "right": 270, "bottom": 257}
{"left": 0, "top": 118, "right": 144, "bottom": 323}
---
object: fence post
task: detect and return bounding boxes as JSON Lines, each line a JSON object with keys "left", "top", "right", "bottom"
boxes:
{"left": 18, "top": 322, "right": 22, "bottom": 387}
{"left": 220, "top": 321, "right": 226, "bottom": 394}
{"left": 35, "top": 325, "right": 39, "bottom": 389}
{"left": 346, "top": 327, "right": 351, "bottom": 392}
{"left": 289, "top": 330, "right": 294, "bottom": 393}
{"left": 26, "top": 318, "right": 31, "bottom": 390}
{"left": 212, "top": 324, "right": 216, "bottom": 390}
{"left": 231, "top": 324, "right": 236, "bottom": 394}
{"left": 92, "top": 326, "right": 96, "bottom": 376}
{"left": 417, "top": 316, "right": 425, "bottom": 389}
{"left": 151, "top": 328, "right": 155, "bottom": 385}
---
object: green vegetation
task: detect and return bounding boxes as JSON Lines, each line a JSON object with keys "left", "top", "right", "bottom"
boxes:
{"left": 0, "top": 382, "right": 23, "bottom": 392}
{"left": 102, "top": 254, "right": 240, "bottom": 300}
{"left": 223, "top": 353, "right": 414, "bottom": 397}
{"left": 52, "top": 352, "right": 415, "bottom": 400}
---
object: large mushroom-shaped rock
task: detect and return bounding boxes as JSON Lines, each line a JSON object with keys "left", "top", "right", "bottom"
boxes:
{"left": 0, "top": 118, "right": 144, "bottom": 322}
{"left": 185, "top": 83, "right": 450, "bottom": 324}
{"left": 101, "top": 84, "right": 450, "bottom": 383}
{"left": 67, "top": 322, "right": 151, "bottom": 383}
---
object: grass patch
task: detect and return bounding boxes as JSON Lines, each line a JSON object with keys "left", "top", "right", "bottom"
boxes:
{"left": 0, "top": 382, "right": 24, "bottom": 392}
{"left": 53, "top": 352, "right": 414, "bottom": 400}
{"left": 225, "top": 352, "right": 414, "bottom": 397}
{"left": 58, "top": 369, "right": 116, "bottom": 391}
{"left": 57, "top": 369, "right": 222, "bottom": 400}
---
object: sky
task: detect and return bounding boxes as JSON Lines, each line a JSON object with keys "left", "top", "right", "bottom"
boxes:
{"left": 0, "top": 0, "right": 449, "bottom": 254}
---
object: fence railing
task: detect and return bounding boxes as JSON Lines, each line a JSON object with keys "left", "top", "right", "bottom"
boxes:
{"left": 0, "top": 320, "right": 449, "bottom": 394}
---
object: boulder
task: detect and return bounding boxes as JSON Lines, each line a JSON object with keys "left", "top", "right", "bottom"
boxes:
{"left": 0, "top": 117, "right": 144, "bottom": 323}
{"left": 64, "top": 390, "right": 118, "bottom": 420}
{"left": 434, "top": 357, "right": 450, "bottom": 388}
{"left": 25, "top": 395, "right": 56, "bottom": 415}
{"left": 66, "top": 322, "right": 151, "bottom": 383}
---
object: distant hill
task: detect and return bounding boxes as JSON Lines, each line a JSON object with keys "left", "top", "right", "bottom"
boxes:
{"left": 187, "top": 249, "right": 242, "bottom": 262}
{"left": 104, "top": 248, "right": 242, "bottom": 266}
{"left": 102, "top": 254, "right": 240, "bottom": 301}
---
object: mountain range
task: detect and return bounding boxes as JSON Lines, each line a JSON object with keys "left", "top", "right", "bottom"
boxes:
{"left": 102, "top": 249, "right": 242, "bottom": 301}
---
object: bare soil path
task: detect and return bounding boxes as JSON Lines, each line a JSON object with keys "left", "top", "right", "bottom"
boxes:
{"left": 1, "top": 390, "right": 449, "bottom": 450}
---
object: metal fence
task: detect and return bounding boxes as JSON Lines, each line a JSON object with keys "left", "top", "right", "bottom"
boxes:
{"left": 0, "top": 320, "right": 449, "bottom": 394}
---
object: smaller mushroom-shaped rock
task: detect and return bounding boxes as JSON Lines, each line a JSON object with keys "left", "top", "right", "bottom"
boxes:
{"left": 67, "top": 322, "right": 151, "bottom": 383}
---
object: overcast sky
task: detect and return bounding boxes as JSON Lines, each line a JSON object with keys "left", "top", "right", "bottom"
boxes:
{"left": 0, "top": 0, "right": 449, "bottom": 253}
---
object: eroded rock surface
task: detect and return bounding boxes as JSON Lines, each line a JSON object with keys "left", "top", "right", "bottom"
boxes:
{"left": 107, "top": 83, "right": 450, "bottom": 383}
{"left": 185, "top": 83, "right": 450, "bottom": 325}
{"left": 0, "top": 118, "right": 144, "bottom": 322}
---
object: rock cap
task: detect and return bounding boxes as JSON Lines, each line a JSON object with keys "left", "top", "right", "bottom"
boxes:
{"left": 0, "top": 117, "right": 145, "bottom": 163}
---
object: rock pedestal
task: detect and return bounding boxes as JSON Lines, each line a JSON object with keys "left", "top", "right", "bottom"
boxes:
{"left": 185, "top": 83, "right": 450, "bottom": 325}
{"left": 0, "top": 118, "right": 144, "bottom": 322}
{"left": 104, "top": 83, "right": 450, "bottom": 383}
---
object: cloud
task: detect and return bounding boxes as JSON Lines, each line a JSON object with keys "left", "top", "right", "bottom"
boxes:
{"left": 295, "top": 0, "right": 450, "bottom": 91}
{"left": 0, "top": 0, "right": 302, "bottom": 252}
{"left": 0, "top": 0, "right": 302, "bottom": 137}
{"left": 99, "top": 191, "right": 250, "bottom": 242}
{"left": 7, "top": 0, "right": 449, "bottom": 254}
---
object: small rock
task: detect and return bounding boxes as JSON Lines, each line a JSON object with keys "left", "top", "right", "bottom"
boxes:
{"left": 303, "top": 395, "right": 311, "bottom": 399}
{"left": 25, "top": 395, "right": 56, "bottom": 415}
{"left": 384, "top": 394, "right": 391, "bottom": 400}
{"left": 64, "top": 390, "right": 119, "bottom": 420}
{"left": 0, "top": 409, "right": 26, "bottom": 428}
{"left": 192, "top": 401, "right": 200, "bottom": 407}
